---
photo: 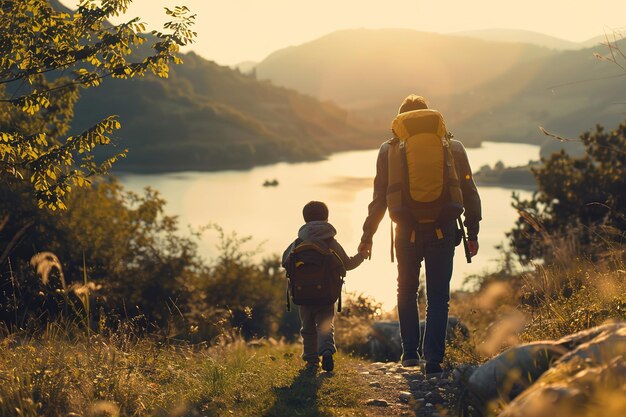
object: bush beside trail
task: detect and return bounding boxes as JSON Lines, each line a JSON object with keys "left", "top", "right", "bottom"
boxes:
{"left": 0, "top": 179, "right": 293, "bottom": 343}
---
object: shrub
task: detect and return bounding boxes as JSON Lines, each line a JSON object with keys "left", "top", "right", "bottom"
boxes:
{"left": 510, "top": 121, "right": 626, "bottom": 262}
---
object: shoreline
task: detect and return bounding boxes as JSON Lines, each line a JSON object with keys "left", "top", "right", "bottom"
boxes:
{"left": 113, "top": 140, "right": 541, "bottom": 176}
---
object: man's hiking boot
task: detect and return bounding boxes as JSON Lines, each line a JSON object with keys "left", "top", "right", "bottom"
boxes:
{"left": 321, "top": 354, "right": 334, "bottom": 372}
{"left": 401, "top": 352, "right": 420, "bottom": 367}
{"left": 424, "top": 362, "right": 445, "bottom": 379}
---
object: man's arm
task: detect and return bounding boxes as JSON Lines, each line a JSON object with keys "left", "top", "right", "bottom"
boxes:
{"left": 360, "top": 142, "right": 390, "bottom": 251}
{"left": 451, "top": 140, "right": 482, "bottom": 242}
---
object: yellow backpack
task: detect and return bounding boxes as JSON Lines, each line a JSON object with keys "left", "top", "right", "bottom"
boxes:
{"left": 386, "top": 109, "right": 464, "bottom": 224}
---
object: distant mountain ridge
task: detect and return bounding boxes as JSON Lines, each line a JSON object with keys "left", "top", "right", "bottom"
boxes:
{"left": 451, "top": 29, "right": 606, "bottom": 50}
{"left": 255, "top": 28, "right": 558, "bottom": 136}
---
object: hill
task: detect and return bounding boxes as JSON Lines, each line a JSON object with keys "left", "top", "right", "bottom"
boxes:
{"left": 70, "top": 51, "right": 378, "bottom": 173}
{"left": 48, "top": 2, "right": 377, "bottom": 173}
{"left": 450, "top": 38, "right": 626, "bottom": 147}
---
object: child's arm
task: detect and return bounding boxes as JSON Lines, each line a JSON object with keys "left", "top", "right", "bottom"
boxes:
{"left": 331, "top": 240, "right": 365, "bottom": 271}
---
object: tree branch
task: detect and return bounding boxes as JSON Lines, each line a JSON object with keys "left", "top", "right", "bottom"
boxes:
{"left": 0, "top": 220, "right": 34, "bottom": 266}
{"left": 0, "top": 213, "right": 9, "bottom": 233}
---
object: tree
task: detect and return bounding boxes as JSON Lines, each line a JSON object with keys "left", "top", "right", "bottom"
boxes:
{"left": 0, "top": 0, "right": 195, "bottom": 210}
{"left": 509, "top": 121, "right": 626, "bottom": 262}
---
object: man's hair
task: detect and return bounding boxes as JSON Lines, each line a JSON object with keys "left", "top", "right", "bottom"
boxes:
{"left": 398, "top": 95, "right": 428, "bottom": 114}
{"left": 303, "top": 201, "right": 329, "bottom": 222}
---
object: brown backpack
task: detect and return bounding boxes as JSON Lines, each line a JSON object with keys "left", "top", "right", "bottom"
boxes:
{"left": 284, "top": 239, "right": 346, "bottom": 312}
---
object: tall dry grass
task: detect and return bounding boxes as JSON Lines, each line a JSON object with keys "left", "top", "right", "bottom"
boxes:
{"left": 0, "top": 320, "right": 373, "bottom": 417}
{"left": 447, "top": 246, "right": 625, "bottom": 366}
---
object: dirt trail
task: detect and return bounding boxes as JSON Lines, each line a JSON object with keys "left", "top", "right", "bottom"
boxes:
{"left": 355, "top": 361, "right": 461, "bottom": 417}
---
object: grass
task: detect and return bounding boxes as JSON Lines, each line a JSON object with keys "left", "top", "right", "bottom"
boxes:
{"left": 446, "top": 256, "right": 626, "bottom": 366}
{"left": 0, "top": 325, "right": 375, "bottom": 417}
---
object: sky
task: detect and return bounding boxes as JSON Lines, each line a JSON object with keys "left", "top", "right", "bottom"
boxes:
{"left": 59, "top": 0, "right": 626, "bottom": 66}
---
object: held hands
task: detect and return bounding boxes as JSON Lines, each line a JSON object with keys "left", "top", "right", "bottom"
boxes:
{"left": 357, "top": 240, "right": 476, "bottom": 259}
{"left": 358, "top": 242, "right": 372, "bottom": 260}
{"left": 467, "top": 240, "right": 479, "bottom": 257}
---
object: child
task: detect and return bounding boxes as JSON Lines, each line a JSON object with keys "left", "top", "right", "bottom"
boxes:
{"left": 282, "top": 201, "right": 367, "bottom": 372}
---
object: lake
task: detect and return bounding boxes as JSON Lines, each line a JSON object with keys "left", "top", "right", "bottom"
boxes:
{"left": 119, "top": 141, "right": 538, "bottom": 309}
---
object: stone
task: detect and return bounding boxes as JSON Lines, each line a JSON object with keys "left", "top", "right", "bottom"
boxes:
{"left": 556, "top": 325, "right": 626, "bottom": 366}
{"left": 369, "top": 381, "right": 382, "bottom": 388}
{"left": 458, "top": 323, "right": 626, "bottom": 417}
{"left": 399, "top": 391, "right": 412, "bottom": 403}
{"left": 366, "top": 399, "right": 389, "bottom": 407}
{"left": 466, "top": 342, "right": 566, "bottom": 404}
{"left": 425, "top": 391, "right": 443, "bottom": 404}
{"left": 555, "top": 323, "right": 624, "bottom": 351}
{"left": 497, "top": 359, "right": 626, "bottom": 417}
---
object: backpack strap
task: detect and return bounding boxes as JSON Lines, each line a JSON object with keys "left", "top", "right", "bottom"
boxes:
{"left": 390, "top": 219, "right": 395, "bottom": 263}
{"left": 285, "top": 238, "right": 302, "bottom": 312}
{"left": 338, "top": 291, "right": 342, "bottom": 313}
{"left": 328, "top": 248, "right": 346, "bottom": 313}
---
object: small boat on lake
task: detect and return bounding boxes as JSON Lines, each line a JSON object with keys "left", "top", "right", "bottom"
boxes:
{"left": 263, "top": 179, "right": 279, "bottom": 187}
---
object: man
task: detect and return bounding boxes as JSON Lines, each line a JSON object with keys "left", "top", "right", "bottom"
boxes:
{"left": 358, "top": 95, "right": 481, "bottom": 377}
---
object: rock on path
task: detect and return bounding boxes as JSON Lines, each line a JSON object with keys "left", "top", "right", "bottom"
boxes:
{"left": 359, "top": 361, "right": 460, "bottom": 417}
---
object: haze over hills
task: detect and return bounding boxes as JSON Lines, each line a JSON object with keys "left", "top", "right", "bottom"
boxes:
{"left": 256, "top": 28, "right": 626, "bottom": 148}
{"left": 451, "top": 29, "right": 606, "bottom": 50}
{"left": 255, "top": 28, "right": 556, "bottom": 129}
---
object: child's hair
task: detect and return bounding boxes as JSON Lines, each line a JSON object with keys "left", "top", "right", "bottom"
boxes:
{"left": 303, "top": 201, "right": 329, "bottom": 222}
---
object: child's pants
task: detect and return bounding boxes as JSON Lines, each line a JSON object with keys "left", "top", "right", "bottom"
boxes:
{"left": 299, "top": 304, "right": 336, "bottom": 363}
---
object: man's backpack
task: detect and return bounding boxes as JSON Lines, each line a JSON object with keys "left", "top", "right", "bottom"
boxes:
{"left": 284, "top": 239, "right": 346, "bottom": 312}
{"left": 386, "top": 109, "right": 464, "bottom": 224}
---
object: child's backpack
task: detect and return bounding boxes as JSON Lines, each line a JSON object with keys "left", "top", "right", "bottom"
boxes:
{"left": 386, "top": 109, "right": 464, "bottom": 225}
{"left": 284, "top": 239, "right": 346, "bottom": 312}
